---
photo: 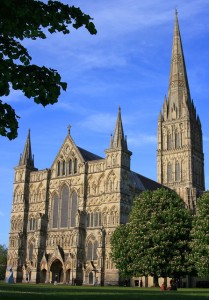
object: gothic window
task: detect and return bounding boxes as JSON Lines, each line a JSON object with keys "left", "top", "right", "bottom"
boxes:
{"left": 175, "top": 161, "right": 180, "bottom": 181}
{"left": 29, "top": 244, "right": 33, "bottom": 261}
{"left": 52, "top": 194, "right": 59, "bottom": 228}
{"left": 87, "top": 240, "right": 98, "bottom": 261}
{"left": 87, "top": 213, "right": 90, "bottom": 227}
{"left": 167, "top": 163, "right": 172, "bottom": 182}
{"left": 69, "top": 159, "right": 72, "bottom": 174}
{"left": 74, "top": 158, "right": 78, "bottom": 174}
{"left": 94, "top": 211, "right": 101, "bottom": 227}
{"left": 102, "top": 213, "right": 107, "bottom": 226}
{"left": 98, "top": 212, "right": 101, "bottom": 226}
{"left": 70, "top": 191, "right": 78, "bottom": 227}
{"left": 57, "top": 161, "right": 60, "bottom": 176}
{"left": 94, "top": 212, "right": 98, "bottom": 227}
{"left": 90, "top": 212, "right": 94, "bottom": 227}
{"left": 28, "top": 218, "right": 36, "bottom": 231}
{"left": 93, "top": 241, "right": 98, "bottom": 260}
{"left": 167, "top": 133, "right": 172, "bottom": 150}
{"left": 87, "top": 241, "right": 93, "bottom": 260}
{"left": 175, "top": 132, "right": 181, "bottom": 148}
{"left": 60, "top": 185, "right": 69, "bottom": 228}
{"left": 62, "top": 160, "right": 66, "bottom": 175}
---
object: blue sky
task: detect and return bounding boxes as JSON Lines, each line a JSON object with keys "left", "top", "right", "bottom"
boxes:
{"left": 1, "top": 0, "right": 209, "bottom": 246}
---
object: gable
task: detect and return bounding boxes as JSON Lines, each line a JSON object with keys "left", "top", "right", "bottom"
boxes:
{"left": 50, "top": 134, "right": 85, "bottom": 176}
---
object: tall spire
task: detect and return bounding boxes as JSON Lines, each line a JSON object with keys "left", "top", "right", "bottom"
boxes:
{"left": 111, "top": 107, "right": 127, "bottom": 150}
{"left": 19, "top": 129, "right": 34, "bottom": 168}
{"left": 167, "top": 10, "right": 191, "bottom": 117}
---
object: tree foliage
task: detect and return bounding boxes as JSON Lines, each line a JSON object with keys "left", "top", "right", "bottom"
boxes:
{"left": 0, "top": 0, "right": 97, "bottom": 140}
{"left": 110, "top": 224, "right": 132, "bottom": 278}
{"left": 190, "top": 191, "right": 209, "bottom": 278}
{"left": 111, "top": 188, "right": 193, "bottom": 284}
{"left": 0, "top": 244, "right": 7, "bottom": 280}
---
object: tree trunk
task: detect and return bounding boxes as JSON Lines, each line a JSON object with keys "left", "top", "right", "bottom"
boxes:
{"left": 153, "top": 275, "right": 159, "bottom": 287}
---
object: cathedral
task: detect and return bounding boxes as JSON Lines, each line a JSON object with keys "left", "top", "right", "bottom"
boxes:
{"left": 6, "top": 12, "right": 205, "bottom": 286}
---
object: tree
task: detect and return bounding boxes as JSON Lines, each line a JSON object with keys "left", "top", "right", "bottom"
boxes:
{"left": 0, "top": 244, "right": 7, "bottom": 280}
{"left": 110, "top": 224, "right": 132, "bottom": 279}
{"left": 190, "top": 191, "right": 209, "bottom": 278}
{"left": 111, "top": 188, "right": 192, "bottom": 286}
{"left": 0, "top": 0, "right": 97, "bottom": 140}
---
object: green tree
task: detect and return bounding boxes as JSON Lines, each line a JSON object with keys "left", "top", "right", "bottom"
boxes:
{"left": 0, "top": 0, "right": 97, "bottom": 140}
{"left": 190, "top": 191, "right": 209, "bottom": 278}
{"left": 111, "top": 188, "right": 192, "bottom": 286}
{"left": 0, "top": 244, "right": 7, "bottom": 280}
{"left": 110, "top": 224, "right": 132, "bottom": 278}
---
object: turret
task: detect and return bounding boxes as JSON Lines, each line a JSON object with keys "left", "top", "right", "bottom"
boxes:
{"left": 19, "top": 129, "right": 34, "bottom": 168}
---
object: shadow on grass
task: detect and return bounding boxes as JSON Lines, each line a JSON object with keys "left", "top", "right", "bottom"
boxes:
{"left": 1, "top": 283, "right": 209, "bottom": 300}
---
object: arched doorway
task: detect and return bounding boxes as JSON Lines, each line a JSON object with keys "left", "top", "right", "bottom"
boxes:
{"left": 40, "top": 269, "right": 47, "bottom": 283}
{"left": 50, "top": 259, "right": 63, "bottom": 283}
{"left": 89, "top": 271, "right": 93, "bottom": 285}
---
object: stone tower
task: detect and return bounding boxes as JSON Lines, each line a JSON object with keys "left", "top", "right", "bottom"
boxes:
{"left": 7, "top": 130, "right": 36, "bottom": 282}
{"left": 157, "top": 11, "right": 205, "bottom": 211}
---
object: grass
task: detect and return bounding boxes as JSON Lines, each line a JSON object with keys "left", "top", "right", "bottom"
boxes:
{"left": 1, "top": 283, "right": 209, "bottom": 300}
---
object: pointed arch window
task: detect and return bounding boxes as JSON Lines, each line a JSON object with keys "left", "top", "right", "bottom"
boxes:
{"left": 87, "top": 241, "right": 93, "bottom": 260}
{"left": 74, "top": 158, "right": 78, "bottom": 174}
{"left": 90, "top": 212, "right": 94, "bottom": 227}
{"left": 167, "top": 163, "right": 172, "bottom": 182}
{"left": 93, "top": 241, "right": 98, "bottom": 260}
{"left": 57, "top": 161, "right": 60, "bottom": 176}
{"left": 175, "top": 132, "right": 181, "bottom": 148}
{"left": 69, "top": 159, "right": 72, "bottom": 175}
{"left": 62, "top": 160, "right": 66, "bottom": 175}
{"left": 87, "top": 213, "right": 90, "bottom": 227}
{"left": 60, "top": 185, "right": 69, "bottom": 228}
{"left": 167, "top": 133, "right": 172, "bottom": 150}
{"left": 87, "top": 240, "right": 99, "bottom": 261}
{"left": 52, "top": 194, "right": 59, "bottom": 228}
{"left": 29, "top": 243, "right": 33, "bottom": 261}
{"left": 29, "top": 218, "right": 36, "bottom": 231}
{"left": 70, "top": 191, "right": 78, "bottom": 227}
{"left": 94, "top": 212, "right": 98, "bottom": 227}
{"left": 175, "top": 161, "right": 180, "bottom": 181}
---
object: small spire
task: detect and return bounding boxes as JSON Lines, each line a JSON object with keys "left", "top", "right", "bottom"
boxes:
{"left": 19, "top": 129, "right": 34, "bottom": 168}
{"left": 112, "top": 107, "right": 127, "bottom": 150}
{"left": 68, "top": 124, "right": 71, "bottom": 135}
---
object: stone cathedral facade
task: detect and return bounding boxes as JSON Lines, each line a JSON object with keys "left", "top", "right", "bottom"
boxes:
{"left": 6, "top": 109, "right": 162, "bottom": 285}
{"left": 6, "top": 13, "right": 205, "bottom": 286}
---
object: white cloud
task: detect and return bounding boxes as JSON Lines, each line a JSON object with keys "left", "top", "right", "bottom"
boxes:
{"left": 128, "top": 133, "right": 156, "bottom": 147}
{"left": 78, "top": 112, "right": 116, "bottom": 134}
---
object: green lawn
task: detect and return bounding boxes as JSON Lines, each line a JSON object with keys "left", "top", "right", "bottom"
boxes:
{"left": 1, "top": 283, "right": 209, "bottom": 300}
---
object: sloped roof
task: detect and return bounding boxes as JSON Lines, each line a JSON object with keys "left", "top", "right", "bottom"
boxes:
{"left": 77, "top": 146, "right": 104, "bottom": 162}
{"left": 130, "top": 171, "right": 164, "bottom": 191}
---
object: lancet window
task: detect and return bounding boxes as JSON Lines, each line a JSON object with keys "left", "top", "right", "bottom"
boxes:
{"left": 51, "top": 187, "right": 78, "bottom": 229}
{"left": 57, "top": 158, "right": 78, "bottom": 176}
{"left": 167, "top": 133, "right": 172, "bottom": 150}
{"left": 175, "top": 132, "right": 181, "bottom": 148}
{"left": 29, "top": 243, "right": 33, "bottom": 261}
{"left": 175, "top": 161, "right": 181, "bottom": 181}
{"left": 87, "top": 239, "right": 98, "bottom": 261}
{"left": 167, "top": 163, "right": 172, "bottom": 182}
